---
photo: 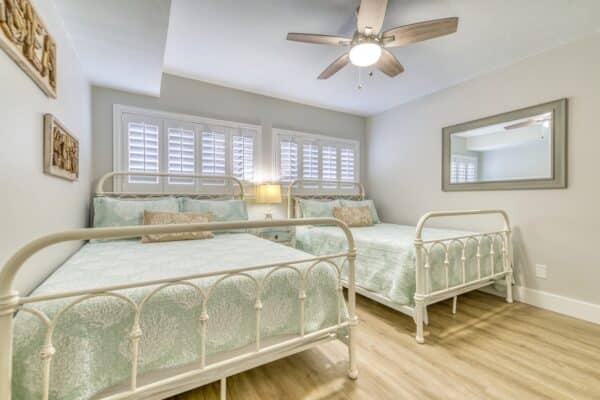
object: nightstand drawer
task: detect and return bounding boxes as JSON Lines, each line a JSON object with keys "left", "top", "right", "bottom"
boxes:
{"left": 261, "top": 230, "right": 293, "bottom": 243}
{"left": 254, "top": 227, "right": 296, "bottom": 246}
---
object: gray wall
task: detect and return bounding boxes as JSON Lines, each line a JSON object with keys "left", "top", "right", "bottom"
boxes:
{"left": 366, "top": 33, "right": 600, "bottom": 306}
{"left": 92, "top": 74, "right": 366, "bottom": 218}
{"left": 0, "top": 0, "right": 91, "bottom": 294}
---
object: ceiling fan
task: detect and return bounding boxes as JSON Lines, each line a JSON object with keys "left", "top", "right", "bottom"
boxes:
{"left": 286, "top": 0, "right": 459, "bottom": 79}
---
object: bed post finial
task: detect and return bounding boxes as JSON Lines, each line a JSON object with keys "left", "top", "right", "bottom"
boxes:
{"left": 0, "top": 290, "right": 19, "bottom": 400}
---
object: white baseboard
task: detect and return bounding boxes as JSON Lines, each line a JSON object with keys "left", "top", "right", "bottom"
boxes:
{"left": 479, "top": 285, "right": 600, "bottom": 325}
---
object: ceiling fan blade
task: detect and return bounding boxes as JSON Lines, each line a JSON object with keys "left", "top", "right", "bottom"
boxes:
{"left": 504, "top": 117, "right": 551, "bottom": 130}
{"left": 382, "top": 17, "right": 458, "bottom": 48}
{"left": 318, "top": 53, "right": 350, "bottom": 79}
{"left": 287, "top": 33, "right": 351, "bottom": 46}
{"left": 357, "top": 0, "right": 388, "bottom": 35}
{"left": 504, "top": 120, "right": 537, "bottom": 130}
{"left": 374, "top": 49, "right": 404, "bottom": 77}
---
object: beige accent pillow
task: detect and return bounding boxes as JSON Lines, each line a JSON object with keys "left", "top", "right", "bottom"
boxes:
{"left": 141, "top": 210, "right": 215, "bottom": 243}
{"left": 332, "top": 206, "right": 373, "bottom": 227}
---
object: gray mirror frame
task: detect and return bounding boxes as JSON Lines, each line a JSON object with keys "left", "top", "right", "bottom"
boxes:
{"left": 442, "top": 98, "right": 568, "bottom": 191}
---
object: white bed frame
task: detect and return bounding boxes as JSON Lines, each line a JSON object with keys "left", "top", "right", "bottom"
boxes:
{"left": 287, "top": 179, "right": 513, "bottom": 344}
{"left": 0, "top": 172, "right": 358, "bottom": 400}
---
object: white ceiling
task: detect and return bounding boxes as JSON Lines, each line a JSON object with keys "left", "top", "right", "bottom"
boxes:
{"left": 54, "top": 0, "right": 170, "bottom": 96}
{"left": 164, "top": 0, "right": 600, "bottom": 115}
{"left": 56, "top": 0, "right": 600, "bottom": 115}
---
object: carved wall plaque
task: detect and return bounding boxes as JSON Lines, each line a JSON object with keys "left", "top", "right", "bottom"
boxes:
{"left": 0, "top": 0, "right": 57, "bottom": 98}
{"left": 44, "top": 114, "right": 78, "bottom": 181}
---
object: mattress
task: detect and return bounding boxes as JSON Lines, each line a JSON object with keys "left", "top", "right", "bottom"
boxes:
{"left": 12, "top": 234, "right": 346, "bottom": 400}
{"left": 295, "top": 223, "right": 503, "bottom": 306}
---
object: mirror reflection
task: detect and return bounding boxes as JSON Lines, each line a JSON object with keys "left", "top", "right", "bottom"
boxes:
{"left": 450, "top": 112, "right": 552, "bottom": 183}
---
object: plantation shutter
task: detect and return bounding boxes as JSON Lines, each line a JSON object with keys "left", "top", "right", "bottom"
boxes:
{"left": 279, "top": 137, "right": 298, "bottom": 182}
{"left": 167, "top": 126, "right": 195, "bottom": 184}
{"left": 119, "top": 109, "right": 260, "bottom": 192}
{"left": 322, "top": 145, "right": 337, "bottom": 187}
{"left": 302, "top": 142, "right": 319, "bottom": 180}
{"left": 127, "top": 119, "right": 160, "bottom": 184}
{"left": 451, "top": 155, "right": 477, "bottom": 183}
{"left": 232, "top": 130, "right": 255, "bottom": 181}
{"left": 340, "top": 146, "right": 356, "bottom": 182}
{"left": 201, "top": 130, "right": 226, "bottom": 176}
{"left": 275, "top": 130, "right": 359, "bottom": 192}
{"left": 466, "top": 163, "right": 477, "bottom": 182}
{"left": 451, "top": 160, "right": 459, "bottom": 183}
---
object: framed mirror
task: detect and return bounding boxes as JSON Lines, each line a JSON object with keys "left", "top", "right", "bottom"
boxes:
{"left": 442, "top": 98, "right": 567, "bottom": 191}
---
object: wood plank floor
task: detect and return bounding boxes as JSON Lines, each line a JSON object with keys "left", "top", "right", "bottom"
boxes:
{"left": 171, "top": 292, "right": 600, "bottom": 400}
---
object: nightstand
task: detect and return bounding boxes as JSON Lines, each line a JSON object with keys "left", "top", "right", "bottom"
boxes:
{"left": 253, "top": 226, "right": 295, "bottom": 246}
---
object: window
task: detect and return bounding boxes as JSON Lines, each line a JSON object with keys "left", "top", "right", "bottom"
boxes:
{"left": 274, "top": 129, "right": 359, "bottom": 188}
{"left": 451, "top": 155, "right": 478, "bottom": 183}
{"left": 115, "top": 106, "right": 260, "bottom": 191}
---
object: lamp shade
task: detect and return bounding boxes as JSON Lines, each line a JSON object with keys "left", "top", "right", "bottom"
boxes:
{"left": 255, "top": 184, "right": 282, "bottom": 204}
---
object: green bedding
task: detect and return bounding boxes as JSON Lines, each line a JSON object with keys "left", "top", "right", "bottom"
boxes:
{"left": 12, "top": 234, "right": 346, "bottom": 399}
{"left": 296, "top": 223, "right": 503, "bottom": 306}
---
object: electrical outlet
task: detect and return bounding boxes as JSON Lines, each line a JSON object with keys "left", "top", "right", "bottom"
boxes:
{"left": 535, "top": 264, "right": 547, "bottom": 279}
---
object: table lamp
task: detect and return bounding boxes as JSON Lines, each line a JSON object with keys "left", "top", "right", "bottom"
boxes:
{"left": 255, "top": 183, "right": 282, "bottom": 220}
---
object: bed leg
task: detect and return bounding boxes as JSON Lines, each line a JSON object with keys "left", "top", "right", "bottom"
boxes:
{"left": 505, "top": 272, "right": 514, "bottom": 304}
{"left": 347, "top": 318, "right": 358, "bottom": 380}
{"left": 347, "top": 250, "right": 358, "bottom": 380}
{"left": 452, "top": 296, "right": 458, "bottom": 314}
{"left": 220, "top": 377, "right": 226, "bottom": 400}
{"left": 423, "top": 305, "right": 429, "bottom": 326}
{"left": 414, "top": 298, "right": 425, "bottom": 344}
{"left": 414, "top": 238, "right": 426, "bottom": 344}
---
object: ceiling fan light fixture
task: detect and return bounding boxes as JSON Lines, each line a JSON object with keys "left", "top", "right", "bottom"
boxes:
{"left": 349, "top": 42, "right": 381, "bottom": 67}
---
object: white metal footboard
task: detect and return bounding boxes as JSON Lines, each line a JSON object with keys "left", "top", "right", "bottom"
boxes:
{"left": 0, "top": 219, "right": 358, "bottom": 400}
{"left": 413, "top": 210, "right": 513, "bottom": 344}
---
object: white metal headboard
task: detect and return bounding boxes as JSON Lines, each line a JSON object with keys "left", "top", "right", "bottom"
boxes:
{"left": 95, "top": 172, "right": 245, "bottom": 200}
{"left": 287, "top": 179, "right": 365, "bottom": 219}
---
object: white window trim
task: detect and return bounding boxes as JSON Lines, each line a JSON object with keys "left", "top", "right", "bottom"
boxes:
{"left": 272, "top": 128, "right": 360, "bottom": 189}
{"left": 113, "top": 104, "right": 262, "bottom": 191}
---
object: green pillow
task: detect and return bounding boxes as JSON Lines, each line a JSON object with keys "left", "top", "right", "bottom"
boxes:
{"left": 92, "top": 197, "right": 179, "bottom": 242}
{"left": 93, "top": 197, "right": 180, "bottom": 228}
{"left": 298, "top": 199, "right": 341, "bottom": 218}
{"left": 180, "top": 198, "right": 248, "bottom": 233}
{"left": 341, "top": 199, "right": 381, "bottom": 224}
